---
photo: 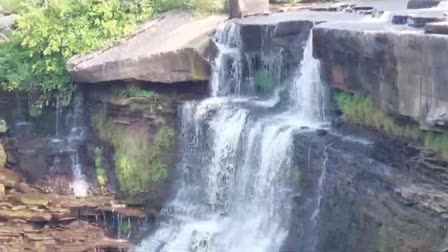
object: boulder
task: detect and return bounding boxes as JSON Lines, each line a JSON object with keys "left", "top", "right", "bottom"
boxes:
{"left": 67, "top": 11, "right": 227, "bottom": 84}
{"left": 228, "top": 0, "right": 270, "bottom": 18}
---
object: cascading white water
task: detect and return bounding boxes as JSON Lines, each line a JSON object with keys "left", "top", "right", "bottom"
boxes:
{"left": 138, "top": 23, "right": 325, "bottom": 252}
{"left": 68, "top": 90, "right": 88, "bottom": 197}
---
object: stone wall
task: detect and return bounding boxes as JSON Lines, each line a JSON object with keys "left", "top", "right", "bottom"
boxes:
{"left": 313, "top": 24, "right": 448, "bottom": 131}
{"left": 284, "top": 127, "right": 448, "bottom": 252}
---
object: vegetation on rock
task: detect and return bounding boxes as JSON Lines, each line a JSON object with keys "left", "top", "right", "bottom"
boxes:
{"left": 0, "top": 0, "right": 152, "bottom": 105}
{"left": 336, "top": 91, "right": 448, "bottom": 158}
{"left": 95, "top": 147, "right": 108, "bottom": 193}
{"left": 112, "top": 86, "right": 156, "bottom": 99}
{"left": 0, "top": 0, "right": 223, "bottom": 105}
{"left": 255, "top": 69, "right": 275, "bottom": 95}
{"left": 120, "top": 218, "right": 132, "bottom": 238}
{"left": 92, "top": 109, "right": 175, "bottom": 195}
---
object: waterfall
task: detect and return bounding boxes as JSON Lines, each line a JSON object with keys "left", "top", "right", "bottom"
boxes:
{"left": 69, "top": 91, "right": 88, "bottom": 197}
{"left": 49, "top": 90, "right": 88, "bottom": 197}
{"left": 138, "top": 24, "right": 325, "bottom": 252}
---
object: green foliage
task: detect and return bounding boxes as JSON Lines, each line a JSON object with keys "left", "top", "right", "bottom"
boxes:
{"left": 1, "top": 0, "right": 223, "bottom": 101}
{"left": 335, "top": 91, "right": 448, "bottom": 158}
{"left": 155, "top": 126, "right": 176, "bottom": 149}
{"left": 92, "top": 109, "right": 175, "bottom": 194}
{"left": 95, "top": 147, "right": 108, "bottom": 191}
{"left": 0, "top": 0, "right": 153, "bottom": 101}
{"left": 120, "top": 218, "right": 132, "bottom": 238}
{"left": 112, "top": 86, "right": 156, "bottom": 99}
{"left": 255, "top": 69, "right": 275, "bottom": 95}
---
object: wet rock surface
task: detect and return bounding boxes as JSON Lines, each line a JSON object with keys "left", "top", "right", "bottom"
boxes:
{"left": 285, "top": 126, "right": 448, "bottom": 252}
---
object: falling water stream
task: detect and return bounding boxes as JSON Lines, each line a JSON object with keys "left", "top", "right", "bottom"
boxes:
{"left": 50, "top": 91, "right": 88, "bottom": 197}
{"left": 138, "top": 23, "right": 326, "bottom": 252}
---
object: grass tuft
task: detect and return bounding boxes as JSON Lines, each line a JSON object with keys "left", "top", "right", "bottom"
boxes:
{"left": 335, "top": 91, "right": 448, "bottom": 159}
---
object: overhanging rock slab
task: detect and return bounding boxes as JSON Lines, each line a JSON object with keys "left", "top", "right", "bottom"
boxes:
{"left": 67, "top": 11, "right": 227, "bottom": 84}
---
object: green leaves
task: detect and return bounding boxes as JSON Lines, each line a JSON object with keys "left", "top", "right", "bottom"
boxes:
{"left": 0, "top": 0, "right": 153, "bottom": 100}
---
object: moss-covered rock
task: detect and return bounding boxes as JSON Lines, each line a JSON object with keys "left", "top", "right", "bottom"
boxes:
{"left": 92, "top": 111, "right": 175, "bottom": 195}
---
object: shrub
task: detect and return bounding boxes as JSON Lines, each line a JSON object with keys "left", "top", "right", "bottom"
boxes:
{"left": 0, "top": 0, "right": 153, "bottom": 102}
{"left": 335, "top": 91, "right": 448, "bottom": 158}
{"left": 0, "top": 0, "right": 224, "bottom": 103}
{"left": 92, "top": 109, "right": 175, "bottom": 194}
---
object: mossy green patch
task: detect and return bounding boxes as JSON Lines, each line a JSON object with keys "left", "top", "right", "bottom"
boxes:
{"left": 92, "top": 108, "right": 175, "bottom": 195}
{"left": 255, "top": 69, "right": 275, "bottom": 95}
{"left": 335, "top": 91, "right": 448, "bottom": 159}
{"left": 95, "top": 147, "right": 108, "bottom": 193}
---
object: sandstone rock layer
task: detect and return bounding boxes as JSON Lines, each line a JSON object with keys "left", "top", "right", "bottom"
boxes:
{"left": 67, "top": 11, "right": 227, "bottom": 84}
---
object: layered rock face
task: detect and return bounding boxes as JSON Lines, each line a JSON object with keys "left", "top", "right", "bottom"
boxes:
{"left": 283, "top": 127, "right": 448, "bottom": 252}
{"left": 67, "top": 11, "right": 226, "bottom": 84}
{"left": 0, "top": 167, "right": 145, "bottom": 251}
{"left": 314, "top": 23, "right": 448, "bottom": 130}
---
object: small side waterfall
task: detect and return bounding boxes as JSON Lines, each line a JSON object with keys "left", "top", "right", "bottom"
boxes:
{"left": 49, "top": 90, "right": 88, "bottom": 197}
{"left": 138, "top": 23, "right": 326, "bottom": 252}
{"left": 68, "top": 91, "right": 88, "bottom": 197}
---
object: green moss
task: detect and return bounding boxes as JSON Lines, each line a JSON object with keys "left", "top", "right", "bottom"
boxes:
{"left": 155, "top": 126, "right": 176, "bottom": 149}
{"left": 335, "top": 91, "right": 448, "bottom": 159}
{"left": 120, "top": 218, "right": 132, "bottom": 238}
{"left": 112, "top": 86, "right": 156, "bottom": 99}
{"left": 92, "top": 108, "right": 175, "bottom": 195}
{"left": 424, "top": 132, "right": 448, "bottom": 158}
{"left": 255, "top": 69, "right": 275, "bottom": 95}
{"left": 95, "top": 147, "right": 108, "bottom": 193}
{"left": 375, "top": 226, "right": 400, "bottom": 252}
